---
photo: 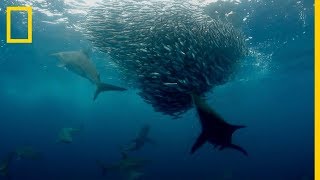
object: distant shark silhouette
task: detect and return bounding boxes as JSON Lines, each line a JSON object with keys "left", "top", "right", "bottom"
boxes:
{"left": 97, "top": 152, "right": 148, "bottom": 180}
{"left": 190, "top": 94, "right": 248, "bottom": 156}
{"left": 57, "top": 127, "right": 82, "bottom": 144}
{"left": 123, "top": 124, "right": 155, "bottom": 152}
{"left": 51, "top": 50, "right": 127, "bottom": 100}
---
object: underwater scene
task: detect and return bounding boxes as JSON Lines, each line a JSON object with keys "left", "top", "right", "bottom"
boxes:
{"left": 0, "top": 0, "right": 315, "bottom": 179}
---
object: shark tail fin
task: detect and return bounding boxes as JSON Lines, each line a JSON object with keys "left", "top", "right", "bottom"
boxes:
{"left": 93, "top": 83, "right": 127, "bottom": 101}
{"left": 190, "top": 132, "right": 207, "bottom": 154}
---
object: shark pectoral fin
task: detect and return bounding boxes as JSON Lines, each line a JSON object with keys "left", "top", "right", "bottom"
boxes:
{"left": 190, "top": 132, "right": 207, "bottom": 154}
{"left": 93, "top": 83, "right": 127, "bottom": 101}
{"left": 228, "top": 144, "right": 248, "bottom": 156}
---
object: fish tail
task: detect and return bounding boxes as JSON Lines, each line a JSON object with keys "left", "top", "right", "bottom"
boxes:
{"left": 93, "top": 83, "right": 127, "bottom": 101}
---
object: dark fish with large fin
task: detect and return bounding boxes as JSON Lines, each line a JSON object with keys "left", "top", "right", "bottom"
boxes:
{"left": 190, "top": 94, "right": 248, "bottom": 156}
{"left": 123, "top": 124, "right": 155, "bottom": 152}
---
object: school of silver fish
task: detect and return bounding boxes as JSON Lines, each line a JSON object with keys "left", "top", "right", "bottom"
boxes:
{"left": 82, "top": 0, "right": 248, "bottom": 117}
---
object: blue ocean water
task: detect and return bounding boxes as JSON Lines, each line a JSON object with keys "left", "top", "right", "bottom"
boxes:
{"left": 0, "top": 0, "right": 314, "bottom": 180}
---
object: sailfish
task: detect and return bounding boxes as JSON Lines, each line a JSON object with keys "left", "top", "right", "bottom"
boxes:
{"left": 190, "top": 94, "right": 248, "bottom": 156}
{"left": 123, "top": 124, "right": 155, "bottom": 152}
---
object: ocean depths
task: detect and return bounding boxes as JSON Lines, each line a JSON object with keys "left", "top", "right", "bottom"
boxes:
{"left": 0, "top": 0, "right": 315, "bottom": 180}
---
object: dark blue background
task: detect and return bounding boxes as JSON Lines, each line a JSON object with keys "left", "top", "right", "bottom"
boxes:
{"left": 0, "top": 0, "right": 314, "bottom": 179}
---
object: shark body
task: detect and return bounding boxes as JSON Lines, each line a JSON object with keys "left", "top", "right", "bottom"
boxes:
{"left": 57, "top": 127, "right": 81, "bottom": 144}
{"left": 124, "top": 124, "right": 154, "bottom": 152}
{"left": 51, "top": 50, "right": 127, "bottom": 100}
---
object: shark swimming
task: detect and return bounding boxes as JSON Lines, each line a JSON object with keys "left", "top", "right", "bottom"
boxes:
{"left": 190, "top": 94, "right": 248, "bottom": 156}
{"left": 57, "top": 127, "right": 81, "bottom": 144}
{"left": 96, "top": 152, "right": 148, "bottom": 180}
{"left": 51, "top": 50, "right": 127, "bottom": 100}
{"left": 123, "top": 124, "right": 154, "bottom": 152}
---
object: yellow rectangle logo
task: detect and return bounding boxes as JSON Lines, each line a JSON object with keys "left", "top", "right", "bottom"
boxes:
{"left": 6, "top": 6, "right": 33, "bottom": 44}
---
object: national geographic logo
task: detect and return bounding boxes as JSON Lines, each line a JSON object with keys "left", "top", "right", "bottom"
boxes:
{"left": 6, "top": 6, "right": 32, "bottom": 44}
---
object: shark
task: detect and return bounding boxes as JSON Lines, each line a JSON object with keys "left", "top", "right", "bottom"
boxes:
{"left": 123, "top": 124, "right": 155, "bottom": 152}
{"left": 96, "top": 152, "right": 148, "bottom": 180}
{"left": 51, "top": 50, "right": 127, "bottom": 100}
{"left": 190, "top": 94, "right": 248, "bottom": 156}
{"left": 57, "top": 127, "right": 81, "bottom": 144}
